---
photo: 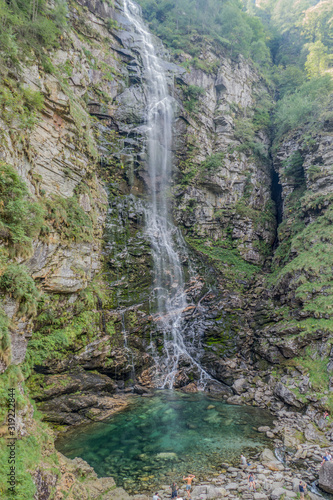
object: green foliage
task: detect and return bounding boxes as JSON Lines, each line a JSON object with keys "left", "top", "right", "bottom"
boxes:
{"left": 136, "top": 0, "right": 271, "bottom": 62}
{"left": 273, "top": 75, "right": 333, "bottom": 141}
{"left": 233, "top": 117, "right": 268, "bottom": 158}
{"left": 307, "top": 164, "right": 321, "bottom": 181}
{"left": 0, "top": 0, "right": 67, "bottom": 64}
{"left": 282, "top": 151, "right": 304, "bottom": 186}
{"left": 0, "top": 163, "right": 45, "bottom": 255}
{"left": 26, "top": 277, "right": 114, "bottom": 369}
{"left": 199, "top": 152, "right": 225, "bottom": 174}
{"left": 302, "top": 0, "right": 333, "bottom": 52}
{"left": 181, "top": 84, "right": 205, "bottom": 113}
{"left": 305, "top": 40, "right": 332, "bottom": 78}
{"left": 106, "top": 18, "right": 119, "bottom": 31}
{"left": 273, "top": 65, "right": 305, "bottom": 98}
{"left": 0, "top": 308, "right": 10, "bottom": 366}
{"left": 0, "top": 264, "right": 40, "bottom": 316}
{"left": 270, "top": 183, "right": 333, "bottom": 332}
{"left": 186, "top": 236, "right": 260, "bottom": 289}
{"left": 0, "top": 81, "right": 44, "bottom": 138}
{"left": 255, "top": 0, "right": 333, "bottom": 140}
{"left": 0, "top": 366, "right": 59, "bottom": 499}
{"left": 42, "top": 195, "right": 94, "bottom": 243}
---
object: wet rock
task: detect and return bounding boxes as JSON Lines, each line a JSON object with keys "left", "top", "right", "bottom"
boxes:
{"left": 133, "top": 384, "right": 150, "bottom": 395}
{"left": 181, "top": 382, "right": 199, "bottom": 393}
{"left": 40, "top": 394, "right": 130, "bottom": 426}
{"left": 226, "top": 395, "right": 242, "bottom": 405}
{"left": 31, "top": 369, "right": 117, "bottom": 401}
{"left": 155, "top": 452, "right": 178, "bottom": 461}
{"left": 206, "top": 380, "right": 233, "bottom": 395}
{"left": 308, "top": 493, "right": 323, "bottom": 500}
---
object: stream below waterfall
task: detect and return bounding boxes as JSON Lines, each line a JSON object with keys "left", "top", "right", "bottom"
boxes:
{"left": 56, "top": 391, "right": 274, "bottom": 494}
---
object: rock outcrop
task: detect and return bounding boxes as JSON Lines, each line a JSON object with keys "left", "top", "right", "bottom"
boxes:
{"left": 319, "top": 461, "right": 333, "bottom": 494}
{"left": 1, "top": 0, "right": 333, "bottom": 497}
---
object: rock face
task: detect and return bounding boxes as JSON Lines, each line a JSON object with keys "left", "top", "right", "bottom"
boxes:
{"left": 1, "top": 0, "right": 333, "bottom": 497}
{"left": 173, "top": 51, "right": 275, "bottom": 265}
{"left": 319, "top": 462, "right": 333, "bottom": 494}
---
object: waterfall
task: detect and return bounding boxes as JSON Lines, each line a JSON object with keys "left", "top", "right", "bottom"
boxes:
{"left": 122, "top": 0, "right": 211, "bottom": 389}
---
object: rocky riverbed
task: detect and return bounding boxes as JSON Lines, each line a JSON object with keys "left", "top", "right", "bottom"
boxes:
{"left": 53, "top": 399, "right": 333, "bottom": 500}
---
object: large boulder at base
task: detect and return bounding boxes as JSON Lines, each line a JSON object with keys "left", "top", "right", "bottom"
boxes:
{"left": 319, "top": 461, "right": 333, "bottom": 494}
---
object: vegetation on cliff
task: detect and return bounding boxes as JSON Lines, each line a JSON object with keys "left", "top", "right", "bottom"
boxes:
{"left": 137, "top": 0, "right": 271, "bottom": 63}
{"left": 0, "top": 0, "right": 333, "bottom": 495}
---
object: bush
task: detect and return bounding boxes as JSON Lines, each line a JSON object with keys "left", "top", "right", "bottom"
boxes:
{"left": 182, "top": 84, "right": 205, "bottom": 113}
{"left": 282, "top": 151, "right": 305, "bottom": 186}
{"left": 0, "top": 308, "right": 11, "bottom": 366}
{"left": 137, "top": 0, "right": 270, "bottom": 62}
{"left": 0, "top": 163, "right": 45, "bottom": 255}
{"left": 199, "top": 153, "right": 225, "bottom": 173}
{"left": 0, "top": 264, "right": 40, "bottom": 316}
{"left": 273, "top": 75, "right": 333, "bottom": 140}
{"left": 0, "top": 0, "right": 67, "bottom": 61}
{"left": 42, "top": 195, "right": 94, "bottom": 242}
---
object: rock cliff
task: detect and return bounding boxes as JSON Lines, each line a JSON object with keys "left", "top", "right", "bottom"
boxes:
{"left": 1, "top": 0, "right": 333, "bottom": 497}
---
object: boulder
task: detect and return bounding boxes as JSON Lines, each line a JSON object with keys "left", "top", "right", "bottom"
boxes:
{"left": 191, "top": 485, "right": 208, "bottom": 499}
{"left": 133, "top": 385, "right": 150, "bottom": 395}
{"left": 319, "top": 461, "right": 333, "bottom": 494}
{"left": 273, "top": 382, "right": 303, "bottom": 408}
{"left": 270, "top": 482, "right": 284, "bottom": 491}
{"left": 232, "top": 378, "right": 249, "bottom": 394}
{"left": 304, "top": 423, "right": 328, "bottom": 445}
{"left": 261, "top": 449, "right": 276, "bottom": 463}
{"left": 225, "top": 483, "right": 239, "bottom": 490}
{"left": 267, "top": 462, "right": 284, "bottom": 471}
{"left": 155, "top": 452, "right": 178, "bottom": 461}
{"left": 292, "top": 478, "right": 300, "bottom": 493}
{"left": 308, "top": 493, "right": 323, "bottom": 500}
{"left": 258, "top": 426, "right": 271, "bottom": 433}
{"left": 206, "top": 486, "right": 227, "bottom": 498}
{"left": 271, "top": 488, "right": 287, "bottom": 500}
{"left": 226, "top": 395, "right": 242, "bottom": 405}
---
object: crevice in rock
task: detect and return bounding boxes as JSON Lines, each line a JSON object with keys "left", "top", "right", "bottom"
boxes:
{"left": 271, "top": 164, "right": 283, "bottom": 248}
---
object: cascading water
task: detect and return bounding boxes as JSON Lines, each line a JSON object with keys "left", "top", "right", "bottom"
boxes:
{"left": 122, "top": 0, "right": 211, "bottom": 388}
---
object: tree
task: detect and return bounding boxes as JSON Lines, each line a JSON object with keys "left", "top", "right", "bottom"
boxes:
{"left": 302, "top": 0, "right": 333, "bottom": 49}
{"left": 305, "top": 40, "right": 330, "bottom": 77}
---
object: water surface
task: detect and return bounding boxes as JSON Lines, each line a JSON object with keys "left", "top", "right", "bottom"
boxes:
{"left": 56, "top": 391, "right": 274, "bottom": 494}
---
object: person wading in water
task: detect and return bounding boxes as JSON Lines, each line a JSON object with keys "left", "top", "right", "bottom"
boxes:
{"left": 183, "top": 474, "right": 195, "bottom": 498}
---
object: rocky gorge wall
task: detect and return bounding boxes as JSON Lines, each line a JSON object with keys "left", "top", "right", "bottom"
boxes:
{"left": 1, "top": 0, "right": 333, "bottom": 497}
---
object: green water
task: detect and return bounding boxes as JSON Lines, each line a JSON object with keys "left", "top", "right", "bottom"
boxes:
{"left": 56, "top": 391, "right": 273, "bottom": 494}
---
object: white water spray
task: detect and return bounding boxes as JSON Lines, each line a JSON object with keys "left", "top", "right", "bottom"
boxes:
{"left": 123, "top": 0, "right": 211, "bottom": 388}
